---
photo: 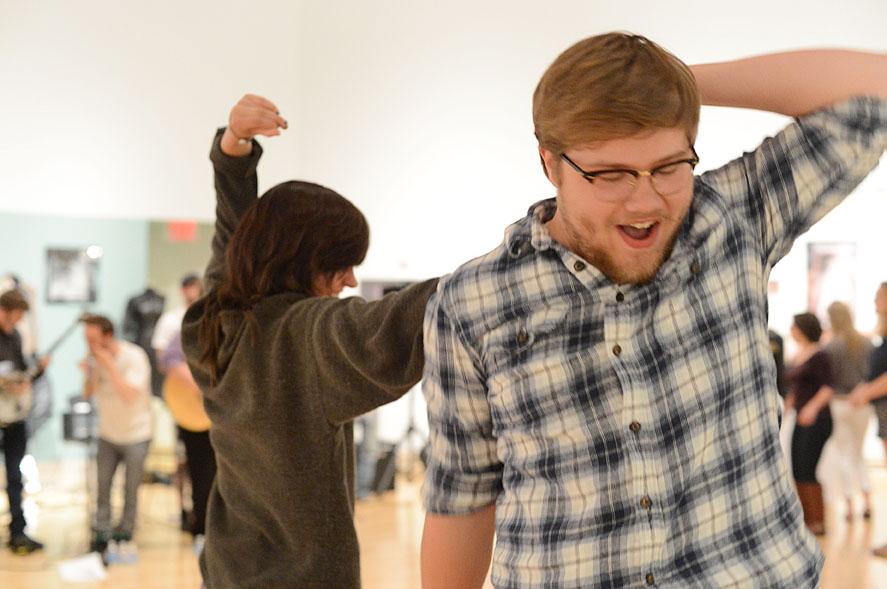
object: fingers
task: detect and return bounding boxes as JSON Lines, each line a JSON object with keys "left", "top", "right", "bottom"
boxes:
{"left": 243, "top": 93, "right": 280, "bottom": 113}
{"left": 229, "top": 94, "right": 288, "bottom": 140}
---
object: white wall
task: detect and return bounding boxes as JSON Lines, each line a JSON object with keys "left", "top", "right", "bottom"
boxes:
{"left": 0, "top": 0, "right": 304, "bottom": 221}
{"left": 2, "top": 0, "right": 886, "bottom": 285}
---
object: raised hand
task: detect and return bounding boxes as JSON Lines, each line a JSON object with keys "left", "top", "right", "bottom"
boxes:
{"left": 92, "top": 346, "right": 114, "bottom": 369}
{"left": 221, "top": 94, "right": 288, "bottom": 156}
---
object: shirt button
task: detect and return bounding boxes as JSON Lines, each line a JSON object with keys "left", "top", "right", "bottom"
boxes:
{"left": 690, "top": 261, "right": 701, "bottom": 274}
{"left": 612, "top": 344, "right": 622, "bottom": 357}
{"left": 646, "top": 573, "right": 655, "bottom": 586}
{"left": 516, "top": 329, "right": 529, "bottom": 345}
{"left": 616, "top": 291, "right": 624, "bottom": 303}
{"left": 629, "top": 421, "right": 641, "bottom": 433}
{"left": 574, "top": 260, "right": 586, "bottom": 272}
{"left": 640, "top": 496, "right": 652, "bottom": 509}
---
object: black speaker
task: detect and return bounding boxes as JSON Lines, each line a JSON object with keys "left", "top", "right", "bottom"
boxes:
{"left": 63, "top": 397, "right": 97, "bottom": 442}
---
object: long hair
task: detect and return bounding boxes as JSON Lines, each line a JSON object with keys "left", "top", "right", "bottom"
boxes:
{"left": 826, "top": 301, "right": 868, "bottom": 365}
{"left": 199, "top": 180, "right": 369, "bottom": 383}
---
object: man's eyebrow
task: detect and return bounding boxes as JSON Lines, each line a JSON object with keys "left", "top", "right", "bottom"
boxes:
{"left": 581, "top": 149, "right": 694, "bottom": 170}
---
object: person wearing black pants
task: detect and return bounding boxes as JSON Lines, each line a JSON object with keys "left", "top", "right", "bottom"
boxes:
{"left": 786, "top": 312, "right": 834, "bottom": 536}
{"left": 161, "top": 328, "right": 215, "bottom": 548}
{"left": 177, "top": 426, "right": 216, "bottom": 536}
{"left": 1, "top": 421, "right": 29, "bottom": 549}
{"left": 0, "top": 290, "right": 48, "bottom": 554}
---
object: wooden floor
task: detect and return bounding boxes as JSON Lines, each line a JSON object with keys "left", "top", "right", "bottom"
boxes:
{"left": 1, "top": 462, "right": 887, "bottom": 588}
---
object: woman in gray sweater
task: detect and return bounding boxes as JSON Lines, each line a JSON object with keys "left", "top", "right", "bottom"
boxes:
{"left": 182, "top": 94, "right": 438, "bottom": 588}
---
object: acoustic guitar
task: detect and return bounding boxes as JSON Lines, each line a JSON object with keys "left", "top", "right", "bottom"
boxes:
{"left": 0, "top": 312, "right": 85, "bottom": 425}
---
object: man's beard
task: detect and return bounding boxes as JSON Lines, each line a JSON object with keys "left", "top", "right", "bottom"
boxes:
{"left": 562, "top": 217, "right": 682, "bottom": 285}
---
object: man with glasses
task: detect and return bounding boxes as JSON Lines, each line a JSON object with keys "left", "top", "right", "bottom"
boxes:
{"left": 421, "top": 32, "right": 887, "bottom": 588}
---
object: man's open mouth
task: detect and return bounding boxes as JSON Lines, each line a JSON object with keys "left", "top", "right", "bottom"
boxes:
{"left": 617, "top": 221, "right": 659, "bottom": 248}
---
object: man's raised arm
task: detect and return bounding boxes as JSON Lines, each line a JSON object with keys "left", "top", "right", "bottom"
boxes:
{"left": 692, "top": 49, "right": 887, "bottom": 116}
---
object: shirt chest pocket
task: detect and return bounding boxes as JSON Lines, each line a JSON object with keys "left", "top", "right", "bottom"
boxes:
{"left": 483, "top": 303, "right": 574, "bottom": 434}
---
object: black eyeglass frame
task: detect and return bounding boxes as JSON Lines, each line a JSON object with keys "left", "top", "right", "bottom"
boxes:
{"left": 559, "top": 146, "right": 700, "bottom": 188}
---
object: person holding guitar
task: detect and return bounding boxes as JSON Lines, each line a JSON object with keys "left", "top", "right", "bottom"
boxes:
{"left": 0, "top": 289, "right": 49, "bottom": 555}
{"left": 161, "top": 321, "right": 215, "bottom": 553}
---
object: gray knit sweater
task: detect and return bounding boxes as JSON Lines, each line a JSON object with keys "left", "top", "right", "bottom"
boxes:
{"left": 182, "top": 129, "right": 438, "bottom": 588}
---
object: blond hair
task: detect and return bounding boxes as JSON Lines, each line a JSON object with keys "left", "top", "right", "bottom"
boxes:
{"left": 533, "top": 32, "right": 700, "bottom": 179}
{"left": 827, "top": 301, "right": 868, "bottom": 364}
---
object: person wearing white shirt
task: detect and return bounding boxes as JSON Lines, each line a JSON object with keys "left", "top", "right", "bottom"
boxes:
{"left": 81, "top": 314, "right": 152, "bottom": 555}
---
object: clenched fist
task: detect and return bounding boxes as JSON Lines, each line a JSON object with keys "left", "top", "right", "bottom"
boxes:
{"left": 221, "top": 94, "right": 288, "bottom": 156}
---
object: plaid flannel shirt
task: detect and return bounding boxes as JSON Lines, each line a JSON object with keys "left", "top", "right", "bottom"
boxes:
{"left": 423, "top": 97, "right": 887, "bottom": 588}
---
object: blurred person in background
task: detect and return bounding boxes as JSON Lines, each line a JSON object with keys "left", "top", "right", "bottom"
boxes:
{"left": 160, "top": 324, "right": 215, "bottom": 555}
{"left": 153, "top": 274, "right": 203, "bottom": 360}
{"left": 849, "top": 282, "right": 887, "bottom": 557}
{"left": 824, "top": 301, "right": 874, "bottom": 519}
{"left": 81, "top": 314, "right": 152, "bottom": 559}
{"left": 785, "top": 312, "right": 833, "bottom": 535}
{"left": 0, "top": 290, "right": 48, "bottom": 554}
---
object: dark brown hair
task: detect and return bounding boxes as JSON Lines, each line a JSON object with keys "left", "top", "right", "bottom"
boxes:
{"left": 0, "top": 290, "right": 29, "bottom": 312}
{"left": 82, "top": 314, "right": 115, "bottom": 336}
{"left": 199, "top": 180, "right": 369, "bottom": 383}
{"left": 793, "top": 312, "right": 823, "bottom": 343}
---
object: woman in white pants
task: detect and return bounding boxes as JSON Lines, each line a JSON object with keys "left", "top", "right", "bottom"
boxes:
{"left": 849, "top": 283, "right": 887, "bottom": 557}
{"left": 824, "top": 301, "right": 874, "bottom": 519}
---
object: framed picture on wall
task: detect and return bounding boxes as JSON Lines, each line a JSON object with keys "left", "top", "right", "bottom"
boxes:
{"left": 45, "top": 247, "right": 99, "bottom": 304}
{"left": 807, "top": 242, "right": 856, "bottom": 320}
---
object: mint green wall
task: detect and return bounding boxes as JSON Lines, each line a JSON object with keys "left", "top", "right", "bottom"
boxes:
{"left": 147, "top": 221, "right": 213, "bottom": 305}
{"left": 0, "top": 214, "right": 149, "bottom": 460}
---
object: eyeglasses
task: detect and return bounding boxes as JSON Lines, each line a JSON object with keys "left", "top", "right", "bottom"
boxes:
{"left": 560, "top": 147, "right": 699, "bottom": 202}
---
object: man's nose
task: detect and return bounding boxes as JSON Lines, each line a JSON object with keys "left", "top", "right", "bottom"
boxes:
{"left": 623, "top": 175, "right": 663, "bottom": 211}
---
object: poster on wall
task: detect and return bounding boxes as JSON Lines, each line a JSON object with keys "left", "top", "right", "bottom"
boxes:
{"left": 807, "top": 242, "right": 856, "bottom": 320}
{"left": 45, "top": 248, "right": 99, "bottom": 304}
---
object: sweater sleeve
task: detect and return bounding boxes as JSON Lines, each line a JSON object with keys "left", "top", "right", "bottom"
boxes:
{"left": 204, "top": 128, "right": 263, "bottom": 293}
{"left": 305, "top": 278, "right": 439, "bottom": 425}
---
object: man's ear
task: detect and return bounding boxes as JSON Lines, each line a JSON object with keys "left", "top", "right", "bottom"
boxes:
{"left": 539, "top": 146, "right": 560, "bottom": 187}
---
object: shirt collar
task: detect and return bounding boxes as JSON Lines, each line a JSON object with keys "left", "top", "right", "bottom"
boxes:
{"left": 504, "top": 197, "right": 705, "bottom": 294}
{"left": 504, "top": 198, "right": 556, "bottom": 259}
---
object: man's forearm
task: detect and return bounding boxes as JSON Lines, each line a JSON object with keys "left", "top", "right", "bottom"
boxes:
{"left": 82, "top": 368, "right": 98, "bottom": 400}
{"left": 867, "top": 372, "right": 887, "bottom": 401}
{"left": 83, "top": 380, "right": 95, "bottom": 399}
{"left": 808, "top": 385, "right": 834, "bottom": 415}
{"left": 421, "top": 504, "right": 495, "bottom": 589}
{"left": 692, "top": 50, "right": 887, "bottom": 117}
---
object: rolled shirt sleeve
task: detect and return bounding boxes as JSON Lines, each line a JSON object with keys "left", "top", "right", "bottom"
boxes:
{"left": 699, "top": 96, "right": 887, "bottom": 268}
{"left": 422, "top": 289, "right": 503, "bottom": 515}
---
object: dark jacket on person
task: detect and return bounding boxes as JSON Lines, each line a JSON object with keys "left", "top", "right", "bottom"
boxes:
{"left": 182, "top": 129, "right": 438, "bottom": 589}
